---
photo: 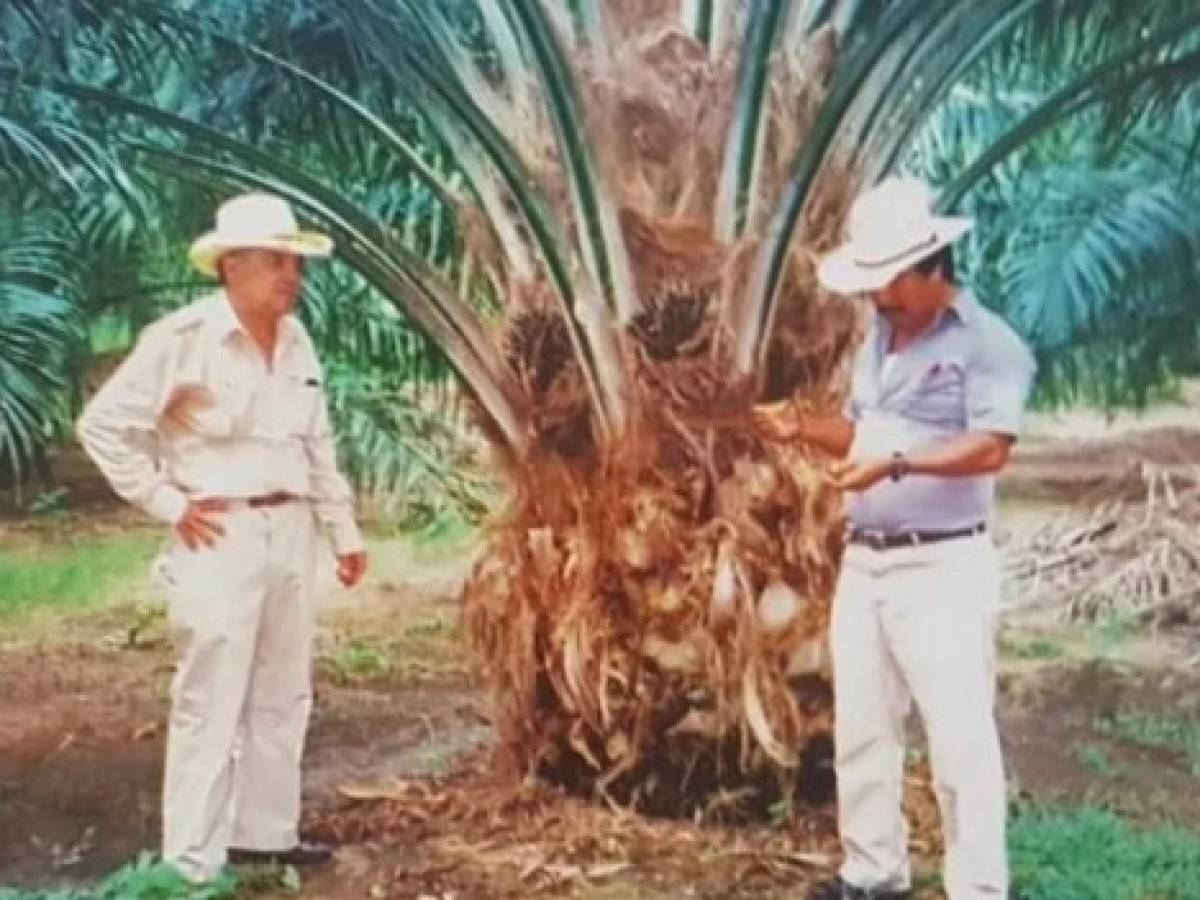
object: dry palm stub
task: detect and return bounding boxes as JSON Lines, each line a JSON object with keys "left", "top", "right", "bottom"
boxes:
{"left": 460, "top": 10, "right": 858, "bottom": 820}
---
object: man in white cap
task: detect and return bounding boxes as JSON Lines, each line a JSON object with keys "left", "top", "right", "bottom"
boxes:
{"left": 756, "top": 177, "right": 1035, "bottom": 899}
{"left": 78, "top": 192, "right": 367, "bottom": 882}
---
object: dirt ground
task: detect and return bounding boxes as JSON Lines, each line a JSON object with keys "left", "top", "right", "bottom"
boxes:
{"left": 3, "top": 425, "right": 1200, "bottom": 898}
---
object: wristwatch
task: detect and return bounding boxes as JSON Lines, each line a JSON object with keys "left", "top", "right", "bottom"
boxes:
{"left": 889, "top": 451, "right": 910, "bottom": 482}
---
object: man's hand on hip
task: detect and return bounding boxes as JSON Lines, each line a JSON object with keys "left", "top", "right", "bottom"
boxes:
{"left": 176, "top": 497, "right": 228, "bottom": 550}
{"left": 337, "top": 551, "right": 368, "bottom": 588}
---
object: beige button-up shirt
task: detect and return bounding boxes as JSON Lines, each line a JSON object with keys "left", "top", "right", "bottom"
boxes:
{"left": 78, "top": 292, "right": 363, "bottom": 555}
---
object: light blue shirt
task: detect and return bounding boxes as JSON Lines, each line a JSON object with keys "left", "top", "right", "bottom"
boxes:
{"left": 845, "top": 292, "right": 1036, "bottom": 531}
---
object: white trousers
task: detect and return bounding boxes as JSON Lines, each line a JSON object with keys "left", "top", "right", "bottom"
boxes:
{"left": 159, "top": 504, "right": 318, "bottom": 882}
{"left": 832, "top": 534, "right": 1007, "bottom": 899}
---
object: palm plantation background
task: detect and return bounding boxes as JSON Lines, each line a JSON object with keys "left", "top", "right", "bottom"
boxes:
{"left": 3, "top": 1, "right": 1200, "bottom": 896}
{"left": 4, "top": 0, "right": 1200, "bottom": 494}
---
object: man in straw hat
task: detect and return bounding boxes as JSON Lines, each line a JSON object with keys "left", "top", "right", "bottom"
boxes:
{"left": 755, "top": 177, "right": 1035, "bottom": 899}
{"left": 79, "top": 192, "right": 366, "bottom": 882}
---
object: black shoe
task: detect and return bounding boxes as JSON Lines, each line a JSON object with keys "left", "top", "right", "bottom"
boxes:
{"left": 227, "top": 842, "right": 334, "bottom": 867}
{"left": 809, "top": 876, "right": 913, "bottom": 900}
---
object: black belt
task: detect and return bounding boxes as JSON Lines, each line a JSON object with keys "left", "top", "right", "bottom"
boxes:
{"left": 847, "top": 522, "right": 986, "bottom": 551}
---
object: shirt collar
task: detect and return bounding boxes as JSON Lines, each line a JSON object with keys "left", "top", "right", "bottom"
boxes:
{"left": 919, "top": 289, "right": 976, "bottom": 334}
{"left": 944, "top": 289, "right": 977, "bottom": 326}
{"left": 873, "top": 288, "right": 975, "bottom": 350}
{"left": 209, "top": 289, "right": 301, "bottom": 349}
{"left": 209, "top": 291, "right": 244, "bottom": 340}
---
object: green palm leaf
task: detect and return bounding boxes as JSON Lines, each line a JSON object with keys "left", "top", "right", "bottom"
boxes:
{"left": 1002, "top": 172, "right": 1200, "bottom": 347}
{"left": 508, "top": 0, "right": 639, "bottom": 323}
{"left": 333, "top": 0, "right": 624, "bottom": 435}
{"left": 0, "top": 226, "right": 82, "bottom": 483}
{"left": 714, "top": 0, "right": 790, "bottom": 241}
{"left": 940, "top": 8, "right": 1200, "bottom": 209}
{"left": 729, "top": 0, "right": 950, "bottom": 378}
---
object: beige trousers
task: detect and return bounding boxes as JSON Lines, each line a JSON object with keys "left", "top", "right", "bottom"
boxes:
{"left": 832, "top": 534, "right": 1007, "bottom": 899}
{"left": 159, "top": 503, "right": 317, "bottom": 882}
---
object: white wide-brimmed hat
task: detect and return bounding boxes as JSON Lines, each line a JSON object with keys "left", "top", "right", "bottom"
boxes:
{"left": 188, "top": 192, "right": 333, "bottom": 276}
{"left": 816, "top": 176, "right": 972, "bottom": 294}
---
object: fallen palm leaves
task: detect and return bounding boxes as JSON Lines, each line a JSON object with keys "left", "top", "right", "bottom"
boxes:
{"left": 1002, "top": 462, "right": 1200, "bottom": 629}
{"left": 315, "top": 753, "right": 943, "bottom": 898}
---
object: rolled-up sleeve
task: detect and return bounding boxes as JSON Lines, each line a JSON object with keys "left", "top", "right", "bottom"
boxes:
{"left": 76, "top": 328, "right": 189, "bottom": 524}
{"left": 966, "top": 332, "right": 1037, "bottom": 437}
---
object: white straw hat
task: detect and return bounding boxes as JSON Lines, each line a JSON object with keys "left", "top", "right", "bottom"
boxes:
{"left": 188, "top": 192, "right": 333, "bottom": 276}
{"left": 816, "top": 177, "right": 972, "bottom": 294}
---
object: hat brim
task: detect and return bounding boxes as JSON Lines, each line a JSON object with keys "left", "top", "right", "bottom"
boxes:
{"left": 189, "top": 231, "right": 334, "bottom": 277}
{"left": 816, "top": 218, "right": 973, "bottom": 294}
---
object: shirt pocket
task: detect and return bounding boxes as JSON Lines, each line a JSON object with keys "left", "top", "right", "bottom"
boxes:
{"left": 280, "top": 370, "right": 323, "bottom": 438}
{"left": 901, "top": 359, "right": 966, "bottom": 428}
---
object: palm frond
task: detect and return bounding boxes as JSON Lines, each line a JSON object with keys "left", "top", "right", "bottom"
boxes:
{"left": 683, "top": 0, "right": 717, "bottom": 47}
{"left": 1001, "top": 171, "right": 1200, "bottom": 347}
{"left": 940, "top": 10, "right": 1200, "bottom": 209}
{"left": 859, "top": 0, "right": 1046, "bottom": 185}
{"left": 139, "top": 8, "right": 544, "bottom": 282}
{"left": 333, "top": 0, "right": 625, "bottom": 436}
{"left": 564, "top": 0, "right": 607, "bottom": 46}
{"left": 714, "top": 0, "right": 789, "bottom": 241}
{"left": 0, "top": 223, "right": 83, "bottom": 483}
{"left": 0, "top": 116, "right": 85, "bottom": 192}
{"left": 509, "top": 0, "right": 639, "bottom": 323}
{"left": 478, "top": 2, "right": 529, "bottom": 87}
{"left": 1031, "top": 268, "right": 1200, "bottom": 409}
{"left": 729, "top": 0, "right": 945, "bottom": 378}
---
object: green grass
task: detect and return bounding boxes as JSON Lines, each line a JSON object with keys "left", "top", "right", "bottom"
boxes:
{"left": 321, "top": 638, "right": 394, "bottom": 682}
{"left": 1095, "top": 710, "right": 1200, "bottom": 776}
{"left": 1000, "top": 632, "right": 1066, "bottom": 661}
{"left": 407, "top": 511, "right": 479, "bottom": 546}
{"left": 0, "top": 532, "right": 158, "bottom": 625}
{"left": 1075, "top": 743, "right": 1120, "bottom": 778}
{"left": 0, "top": 856, "right": 239, "bottom": 899}
{"left": 1089, "top": 612, "right": 1140, "bottom": 656}
{"left": 0, "top": 853, "right": 306, "bottom": 900}
{"left": 1010, "top": 806, "right": 1200, "bottom": 899}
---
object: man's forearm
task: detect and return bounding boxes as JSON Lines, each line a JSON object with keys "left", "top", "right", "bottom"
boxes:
{"left": 797, "top": 413, "right": 855, "bottom": 458}
{"left": 905, "top": 432, "right": 1012, "bottom": 477}
{"left": 77, "top": 411, "right": 186, "bottom": 524}
{"left": 76, "top": 333, "right": 185, "bottom": 524}
{"left": 306, "top": 394, "right": 364, "bottom": 555}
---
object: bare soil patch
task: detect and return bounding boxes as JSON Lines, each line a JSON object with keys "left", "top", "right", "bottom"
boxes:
{"left": 1000, "top": 657, "right": 1200, "bottom": 826}
{"left": 1002, "top": 426, "right": 1200, "bottom": 505}
{"left": 0, "top": 554, "right": 483, "bottom": 892}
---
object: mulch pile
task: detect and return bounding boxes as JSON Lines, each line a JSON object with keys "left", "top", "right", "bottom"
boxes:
{"left": 310, "top": 751, "right": 943, "bottom": 899}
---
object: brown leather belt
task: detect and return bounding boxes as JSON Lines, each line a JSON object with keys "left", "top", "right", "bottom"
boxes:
{"left": 847, "top": 522, "right": 986, "bottom": 551}
{"left": 245, "top": 491, "right": 299, "bottom": 509}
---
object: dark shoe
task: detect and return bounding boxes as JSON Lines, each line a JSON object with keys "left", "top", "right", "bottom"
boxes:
{"left": 228, "top": 842, "right": 333, "bottom": 867}
{"left": 809, "top": 876, "right": 913, "bottom": 900}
